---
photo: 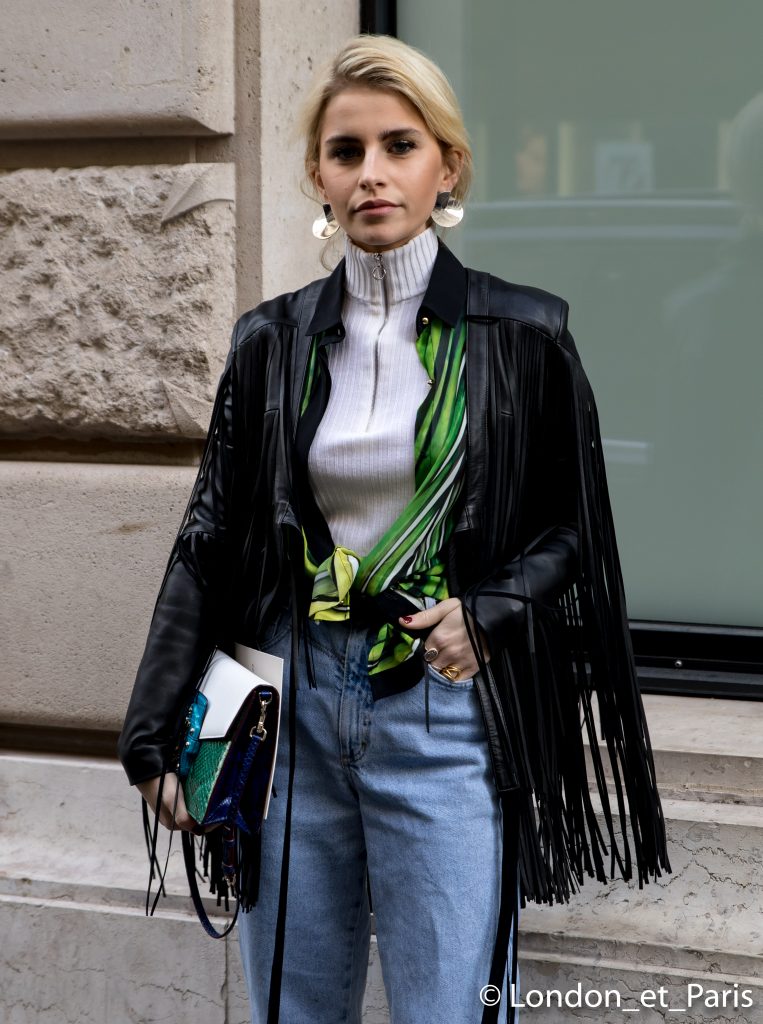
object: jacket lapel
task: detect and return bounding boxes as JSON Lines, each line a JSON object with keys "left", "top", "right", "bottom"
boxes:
{"left": 289, "top": 268, "right": 338, "bottom": 441}
{"left": 459, "top": 267, "right": 491, "bottom": 536}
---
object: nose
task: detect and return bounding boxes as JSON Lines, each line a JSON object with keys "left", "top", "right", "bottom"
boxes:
{"left": 358, "top": 146, "right": 385, "bottom": 190}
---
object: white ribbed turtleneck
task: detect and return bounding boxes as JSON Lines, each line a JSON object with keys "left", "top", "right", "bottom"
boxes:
{"left": 306, "top": 227, "right": 439, "bottom": 558}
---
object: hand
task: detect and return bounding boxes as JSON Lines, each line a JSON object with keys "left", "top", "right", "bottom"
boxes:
{"left": 399, "top": 597, "right": 491, "bottom": 680}
{"left": 137, "top": 771, "right": 204, "bottom": 834}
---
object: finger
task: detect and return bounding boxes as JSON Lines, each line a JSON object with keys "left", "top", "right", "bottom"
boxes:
{"left": 430, "top": 652, "right": 478, "bottom": 679}
{"left": 162, "top": 782, "right": 201, "bottom": 833}
{"left": 173, "top": 779, "right": 191, "bottom": 818}
{"left": 399, "top": 597, "right": 460, "bottom": 630}
{"left": 178, "top": 817, "right": 203, "bottom": 835}
{"left": 159, "top": 809, "right": 178, "bottom": 832}
{"left": 159, "top": 806, "right": 199, "bottom": 833}
{"left": 169, "top": 805, "right": 199, "bottom": 832}
{"left": 450, "top": 601, "right": 492, "bottom": 663}
{"left": 434, "top": 623, "right": 491, "bottom": 677}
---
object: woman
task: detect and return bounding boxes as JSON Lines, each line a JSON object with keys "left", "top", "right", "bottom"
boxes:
{"left": 118, "top": 34, "right": 670, "bottom": 1024}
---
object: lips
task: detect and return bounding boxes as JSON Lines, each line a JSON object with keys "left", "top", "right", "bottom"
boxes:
{"left": 356, "top": 200, "right": 398, "bottom": 212}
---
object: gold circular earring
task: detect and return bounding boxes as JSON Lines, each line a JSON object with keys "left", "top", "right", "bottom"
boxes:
{"left": 431, "top": 191, "right": 464, "bottom": 228}
{"left": 312, "top": 203, "right": 340, "bottom": 239}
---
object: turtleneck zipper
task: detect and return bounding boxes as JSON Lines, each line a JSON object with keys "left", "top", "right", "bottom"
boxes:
{"left": 365, "top": 251, "right": 388, "bottom": 432}
{"left": 371, "top": 251, "right": 386, "bottom": 281}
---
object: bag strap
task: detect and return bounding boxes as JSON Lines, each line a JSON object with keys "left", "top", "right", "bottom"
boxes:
{"left": 181, "top": 829, "right": 240, "bottom": 939}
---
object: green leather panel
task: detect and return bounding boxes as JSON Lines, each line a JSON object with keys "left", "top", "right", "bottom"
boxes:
{"left": 183, "top": 739, "right": 229, "bottom": 822}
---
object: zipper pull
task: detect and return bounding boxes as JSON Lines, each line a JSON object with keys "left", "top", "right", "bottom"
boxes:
{"left": 372, "top": 252, "right": 386, "bottom": 280}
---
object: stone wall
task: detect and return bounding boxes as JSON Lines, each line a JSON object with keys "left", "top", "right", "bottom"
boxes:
{"left": 0, "top": 2, "right": 361, "bottom": 1021}
{"left": 0, "top": 0, "right": 358, "bottom": 730}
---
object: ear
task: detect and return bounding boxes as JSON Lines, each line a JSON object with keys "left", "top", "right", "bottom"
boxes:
{"left": 440, "top": 147, "right": 465, "bottom": 193}
{"left": 311, "top": 166, "right": 328, "bottom": 203}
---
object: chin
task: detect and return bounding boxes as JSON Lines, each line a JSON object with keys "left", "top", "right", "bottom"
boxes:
{"left": 350, "top": 223, "right": 423, "bottom": 251}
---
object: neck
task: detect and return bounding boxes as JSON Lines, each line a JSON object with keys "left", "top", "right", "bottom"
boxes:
{"left": 343, "top": 227, "right": 439, "bottom": 305}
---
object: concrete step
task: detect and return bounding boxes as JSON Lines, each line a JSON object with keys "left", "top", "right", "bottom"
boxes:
{"left": 514, "top": 953, "right": 761, "bottom": 1024}
{"left": 521, "top": 795, "right": 763, "bottom": 962}
{"left": 513, "top": 691, "right": 763, "bottom": 1024}
{"left": 0, "top": 751, "right": 388, "bottom": 1023}
{"left": 587, "top": 694, "right": 763, "bottom": 805}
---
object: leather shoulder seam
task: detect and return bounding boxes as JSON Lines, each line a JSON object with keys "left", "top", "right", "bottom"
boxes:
{"left": 487, "top": 274, "right": 569, "bottom": 342}
{"left": 492, "top": 311, "right": 563, "bottom": 344}
{"left": 233, "top": 318, "right": 287, "bottom": 353}
{"left": 231, "top": 275, "right": 327, "bottom": 351}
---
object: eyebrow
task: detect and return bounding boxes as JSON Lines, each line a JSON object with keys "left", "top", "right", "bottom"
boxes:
{"left": 323, "top": 127, "right": 425, "bottom": 146}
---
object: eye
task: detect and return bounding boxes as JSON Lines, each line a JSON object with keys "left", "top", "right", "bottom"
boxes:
{"left": 390, "top": 139, "right": 416, "bottom": 154}
{"left": 329, "top": 145, "right": 361, "bottom": 161}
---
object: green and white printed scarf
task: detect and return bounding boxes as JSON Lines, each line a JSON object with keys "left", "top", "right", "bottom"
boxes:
{"left": 298, "top": 314, "right": 467, "bottom": 690}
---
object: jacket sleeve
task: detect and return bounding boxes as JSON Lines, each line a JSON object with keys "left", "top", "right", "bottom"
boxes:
{"left": 117, "top": 335, "right": 238, "bottom": 786}
{"left": 464, "top": 318, "right": 581, "bottom": 655}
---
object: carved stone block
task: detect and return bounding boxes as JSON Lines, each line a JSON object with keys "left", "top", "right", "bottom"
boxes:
{"left": 0, "top": 0, "right": 234, "bottom": 138}
{"left": 0, "top": 164, "right": 236, "bottom": 439}
{"left": 0, "top": 461, "right": 199, "bottom": 729}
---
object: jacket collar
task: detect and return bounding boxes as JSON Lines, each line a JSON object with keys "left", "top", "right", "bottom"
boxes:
{"left": 305, "top": 236, "right": 467, "bottom": 337}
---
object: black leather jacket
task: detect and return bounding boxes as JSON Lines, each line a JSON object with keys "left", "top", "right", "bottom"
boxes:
{"left": 118, "top": 239, "right": 669, "bottom": 910}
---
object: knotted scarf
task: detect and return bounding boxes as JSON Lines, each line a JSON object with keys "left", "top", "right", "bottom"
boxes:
{"left": 296, "top": 314, "right": 467, "bottom": 695}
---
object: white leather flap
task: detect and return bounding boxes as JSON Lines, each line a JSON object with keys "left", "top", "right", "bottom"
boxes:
{"left": 198, "top": 649, "right": 268, "bottom": 740}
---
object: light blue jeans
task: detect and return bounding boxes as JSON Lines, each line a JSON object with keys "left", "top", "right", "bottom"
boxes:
{"left": 238, "top": 605, "right": 515, "bottom": 1024}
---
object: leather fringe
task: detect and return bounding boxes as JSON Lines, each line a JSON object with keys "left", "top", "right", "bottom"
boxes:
{"left": 461, "top": 334, "right": 671, "bottom": 913}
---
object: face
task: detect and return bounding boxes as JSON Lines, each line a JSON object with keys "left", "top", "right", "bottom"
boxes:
{"left": 312, "top": 85, "right": 462, "bottom": 252}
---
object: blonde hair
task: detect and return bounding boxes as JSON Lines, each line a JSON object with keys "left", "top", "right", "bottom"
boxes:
{"left": 298, "top": 34, "right": 473, "bottom": 210}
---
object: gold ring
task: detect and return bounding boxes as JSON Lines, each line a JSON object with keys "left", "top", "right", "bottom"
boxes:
{"left": 441, "top": 664, "right": 461, "bottom": 681}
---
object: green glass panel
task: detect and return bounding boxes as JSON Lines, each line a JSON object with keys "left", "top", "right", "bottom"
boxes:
{"left": 401, "top": 1, "right": 763, "bottom": 626}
